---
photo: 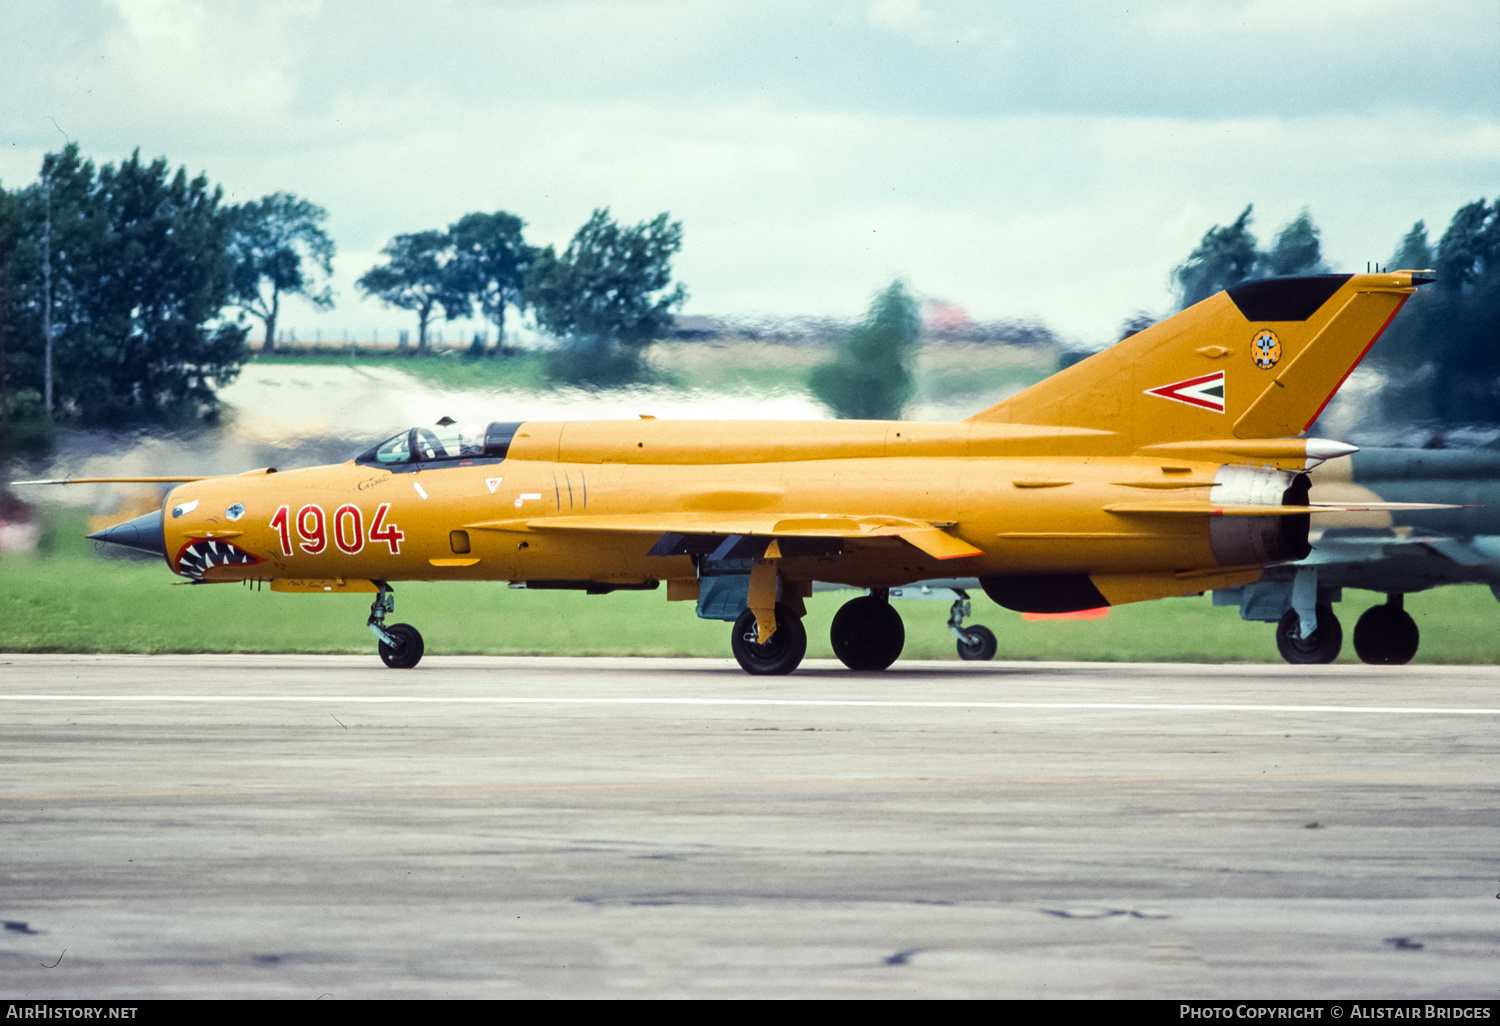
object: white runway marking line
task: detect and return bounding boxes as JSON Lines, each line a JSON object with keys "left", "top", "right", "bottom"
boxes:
{"left": 3, "top": 695, "right": 1500, "bottom": 716}
{"left": 0, "top": 770, "right": 1463, "bottom": 804}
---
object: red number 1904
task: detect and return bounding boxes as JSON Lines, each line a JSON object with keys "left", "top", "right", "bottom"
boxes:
{"left": 271, "top": 502, "right": 403, "bottom": 557}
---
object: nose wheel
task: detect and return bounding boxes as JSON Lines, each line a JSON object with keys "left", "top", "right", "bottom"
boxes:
{"left": 368, "top": 582, "right": 425, "bottom": 669}
{"left": 947, "top": 594, "right": 997, "bottom": 661}
{"left": 378, "top": 623, "right": 425, "bottom": 669}
{"left": 956, "top": 624, "right": 997, "bottom": 661}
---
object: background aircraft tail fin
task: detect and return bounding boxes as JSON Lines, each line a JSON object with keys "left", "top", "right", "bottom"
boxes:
{"left": 966, "top": 272, "right": 1431, "bottom": 449}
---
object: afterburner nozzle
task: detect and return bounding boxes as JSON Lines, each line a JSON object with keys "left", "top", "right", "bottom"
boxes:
{"left": 88, "top": 509, "right": 167, "bottom": 559}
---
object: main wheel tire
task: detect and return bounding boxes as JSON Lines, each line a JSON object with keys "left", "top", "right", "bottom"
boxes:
{"left": 1275, "top": 605, "right": 1342, "bottom": 665}
{"left": 379, "top": 623, "right": 425, "bottom": 669}
{"left": 731, "top": 604, "right": 807, "bottom": 676}
{"left": 956, "top": 624, "right": 998, "bottom": 661}
{"left": 1353, "top": 603, "right": 1419, "bottom": 665}
{"left": 830, "top": 595, "right": 905, "bottom": 671}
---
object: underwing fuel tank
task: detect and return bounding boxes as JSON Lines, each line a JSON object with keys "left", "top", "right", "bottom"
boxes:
{"left": 1208, "top": 465, "right": 1313, "bottom": 565}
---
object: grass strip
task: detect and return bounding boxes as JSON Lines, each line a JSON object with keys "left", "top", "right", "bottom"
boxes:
{"left": 4, "top": 509, "right": 1496, "bottom": 662}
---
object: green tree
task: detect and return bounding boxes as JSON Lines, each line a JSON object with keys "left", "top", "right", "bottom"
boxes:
{"left": 1173, "top": 205, "right": 1260, "bottom": 308}
{"left": 1389, "top": 221, "right": 1433, "bottom": 272}
{"left": 1431, "top": 200, "right": 1500, "bottom": 423}
{"left": 1366, "top": 220, "right": 1438, "bottom": 417}
{"left": 2, "top": 145, "right": 247, "bottom": 427}
{"left": 1262, "top": 210, "right": 1326, "bottom": 277}
{"left": 75, "top": 151, "right": 247, "bottom": 423}
{"left": 4, "top": 145, "right": 102, "bottom": 418}
{"left": 449, "top": 211, "right": 533, "bottom": 356}
{"left": 1433, "top": 200, "right": 1500, "bottom": 293}
{"left": 0, "top": 173, "right": 61, "bottom": 460}
{"left": 226, "top": 193, "right": 335, "bottom": 353}
{"left": 1174, "top": 206, "right": 1338, "bottom": 310}
{"left": 809, "top": 281, "right": 919, "bottom": 420}
{"left": 524, "top": 208, "right": 687, "bottom": 385}
{"left": 1369, "top": 200, "right": 1500, "bottom": 425}
{"left": 0, "top": 184, "right": 23, "bottom": 462}
{"left": 357, "top": 230, "right": 467, "bottom": 353}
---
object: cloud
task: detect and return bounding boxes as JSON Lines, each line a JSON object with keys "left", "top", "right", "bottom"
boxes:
{"left": 864, "top": 0, "right": 995, "bottom": 46}
{"left": 1, "top": 0, "right": 1496, "bottom": 343}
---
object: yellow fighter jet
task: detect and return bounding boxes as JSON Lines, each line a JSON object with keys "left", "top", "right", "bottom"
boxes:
{"left": 41, "top": 271, "right": 1443, "bottom": 674}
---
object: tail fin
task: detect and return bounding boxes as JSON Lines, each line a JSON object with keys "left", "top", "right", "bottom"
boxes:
{"left": 967, "top": 272, "right": 1430, "bottom": 450}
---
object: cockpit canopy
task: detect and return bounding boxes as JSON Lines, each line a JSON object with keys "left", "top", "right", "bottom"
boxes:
{"left": 355, "top": 421, "right": 521, "bottom": 466}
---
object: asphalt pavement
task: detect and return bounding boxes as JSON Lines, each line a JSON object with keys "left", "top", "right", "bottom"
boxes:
{"left": 1, "top": 654, "right": 1496, "bottom": 998}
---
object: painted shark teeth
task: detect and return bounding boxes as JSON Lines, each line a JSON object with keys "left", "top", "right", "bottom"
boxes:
{"left": 176, "top": 539, "right": 259, "bottom": 580}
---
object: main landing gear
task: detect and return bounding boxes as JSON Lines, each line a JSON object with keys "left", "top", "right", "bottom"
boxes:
{"left": 369, "top": 581, "right": 425, "bottom": 669}
{"left": 1275, "top": 603, "right": 1341, "bottom": 664}
{"left": 731, "top": 604, "right": 807, "bottom": 675}
{"left": 1273, "top": 594, "right": 1420, "bottom": 665}
{"left": 830, "top": 591, "right": 905, "bottom": 671}
{"left": 1352, "top": 594, "right": 1420, "bottom": 665}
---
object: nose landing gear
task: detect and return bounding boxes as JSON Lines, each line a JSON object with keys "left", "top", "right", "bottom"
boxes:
{"left": 947, "top": 594, "right": 997, "bottom": 661}
{"left": 368, "top": 581, "right": 425, "bottom": 669}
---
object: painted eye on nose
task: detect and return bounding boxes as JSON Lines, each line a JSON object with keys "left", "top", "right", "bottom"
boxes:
{"left": 171, "top": 499, "right": 199, "bottom": 519}
{"left": 225, "top": 503, "right": 245, "bottom": 521}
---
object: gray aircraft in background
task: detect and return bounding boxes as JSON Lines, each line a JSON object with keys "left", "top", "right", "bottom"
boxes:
{"left": 868, "top": 444, "right": 1500, "bottom": 666}
{"left": 1214, "top": 444, "right": 1500, "bottom": 664}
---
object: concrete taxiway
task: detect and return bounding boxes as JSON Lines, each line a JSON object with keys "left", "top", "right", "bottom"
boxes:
{"left": 1, "top": 654, "right": 1497, "bottom": 999}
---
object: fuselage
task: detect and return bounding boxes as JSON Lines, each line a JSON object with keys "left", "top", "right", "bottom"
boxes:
{"left": 157, "top": 417, "right": 1264, "bottom": 595}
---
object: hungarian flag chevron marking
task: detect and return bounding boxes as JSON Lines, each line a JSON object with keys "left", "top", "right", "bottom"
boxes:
{"left": 1143, "top": 371, "right": 1226, "bottom": 413}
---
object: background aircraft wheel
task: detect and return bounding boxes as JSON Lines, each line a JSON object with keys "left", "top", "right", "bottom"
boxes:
{"left": 731, "top": 605, "right": 807, "bottom": 676}
{"left": 1353, "top": 601, "right": 1419, "bottom": 665}
{"left": 379, "top": 623, "right": 425, "bottom": 669}
{"left": 956, "top": 624, "right": 998, "bottom": 661}
{"left": 830, "top": 595, "right": 905, "bottom": 671}
{"left": 1275, "top": 605, "right": 1341, "bottom": 665}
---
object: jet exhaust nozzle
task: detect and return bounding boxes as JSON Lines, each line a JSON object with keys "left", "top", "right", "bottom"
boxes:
{"left": 88, "top": 509, "right": 168, "bottom": 559}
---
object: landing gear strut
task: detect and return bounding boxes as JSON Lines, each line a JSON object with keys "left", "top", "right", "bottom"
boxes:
{"left": 947, "top": 593, "right": 997, "bottom": 661}
{"left": 369, "top": 581, "right": 424, "bottom": 669}
{"left": 830, "top": 591, "right": 905, "bottom": 671}
{"left": 1353, "top": 594, "right": 1420, "bottom": 665}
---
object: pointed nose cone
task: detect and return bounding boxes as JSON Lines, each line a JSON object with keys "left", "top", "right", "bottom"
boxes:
{"left": 88, "top": 509, "right": 167, "bottom": 559}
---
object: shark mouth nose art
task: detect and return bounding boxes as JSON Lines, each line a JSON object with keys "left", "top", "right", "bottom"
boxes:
{"left": 176, "top": 539, "right": 260, "bottom": 580}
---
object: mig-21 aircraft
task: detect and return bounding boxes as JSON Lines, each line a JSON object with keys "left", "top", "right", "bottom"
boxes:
{"left": 27, "top": 272, "right": 1447, "bottom": 674}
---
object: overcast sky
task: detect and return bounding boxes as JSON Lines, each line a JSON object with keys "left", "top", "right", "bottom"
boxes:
{"left": 3, "top": 0, "right": 1497, "bottom": 345}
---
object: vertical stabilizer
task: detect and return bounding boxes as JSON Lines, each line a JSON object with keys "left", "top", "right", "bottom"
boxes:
{"left": 966, "top": 272, "right": 1430, "bottom": 452}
